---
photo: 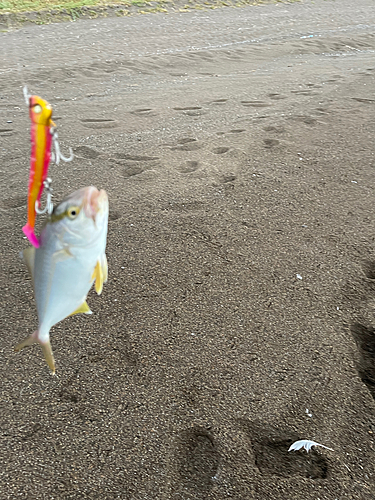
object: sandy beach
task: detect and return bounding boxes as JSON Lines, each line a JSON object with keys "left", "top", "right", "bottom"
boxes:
{"left": 1, "top": 0, "right": 375, "bottom": 497}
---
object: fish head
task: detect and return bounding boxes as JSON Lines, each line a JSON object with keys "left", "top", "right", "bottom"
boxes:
{"left": 49, "top": 186, "right": 108, "bottom": 246}
{"left": 29, "top": 95, "right": 53, "bottom": 126}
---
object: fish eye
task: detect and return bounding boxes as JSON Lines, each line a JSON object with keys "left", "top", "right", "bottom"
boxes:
{"left": 33, "top": 104, "right": 42, "bottom": 114}
{"left": 67, "top": 206, "right": 80, "bottom": 219}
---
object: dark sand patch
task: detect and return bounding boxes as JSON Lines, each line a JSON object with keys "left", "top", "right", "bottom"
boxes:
{"left": 1, "top": 0, "right": 375, "bottom": 498}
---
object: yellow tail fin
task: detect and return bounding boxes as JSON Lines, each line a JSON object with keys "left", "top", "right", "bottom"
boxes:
{"left": 15, "top": 332, "right": 56, "bottom": 375}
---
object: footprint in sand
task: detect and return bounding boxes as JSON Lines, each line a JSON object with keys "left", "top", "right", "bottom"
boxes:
{"left": 343, "top": 257, "right": 375, "bottom": 400}
{"left": 241, "top": 101, "right": 271, "bottom": 108}
{"left": 210, "top": 99, "right": 228, "bottom": 105}
{"left": 290, "top": 89, "right": 315, "bottom": 96}
{"left": 289, "top": 115, "right": 317, "bottom": 126}
{"left": 80, "top": 62, "right": 118, "bottom": 79}
{"left": 74, "top": 145, "right": 101, "bottom": 159}
{"left": 238, "top": 420, "right": 328, "bottom": 479}
{"left": 122, "top": 165, "right": 149, "bottom": 178}
{"left": 315, "top": 107, "right": 329, "bottom": 114}
{"left": 108, "top": 211, "right": 122, "bottom": 222}
{"left": 268, "top": 93, "right": 287, "bottom": 100}
{"left": 174, "top": 107, "right": 202, "bottom": 111}
{"left": 0, "top": 195, "right": 26, "bottom": 210}
{"left": 351, "top": 97, "right": 375, "bottom": 104}
{"left": 177, "top": 138, "right": 198, "bottom": 144}
{"left": 363, "top": 261, "right": 375, "bottom": 280}
{"left": 173, "top": 106, "right": 205, "bottom": 117}
{"left": 109, "top": 153, "right": 159, "bottom": 178}
{"left": 222, "top": 173, "right": 236, "bottom": 183}
{"left": 58, "top": 373, "right": 82, "bottom": 404}
{"left": 0, "top": 129, "right": 13, "bottom": 136}
{"left": 263, "top": 125, "right": 285, "bottom": 134}
{"left": 172, "top": 142, "right": 202, "bottom": 152}
{"left": 212, "top": 147, "right": 230, "bottom": 154}
{"left": 324, "top": 75, "right": 344, "bottom": 84}
{"left": 80, "top": 118, "right": 119, "bottom": 129}
{"left": 113, "top": 153, "right": 159, "bottom": 161}
{"left": 351, "top": 323, "right": 375, "bottom": 400}
{"left": 130, "top": 108, "right": 157, "bottom": 116}
{"left": 175, "top": 427, "right": 220, "bottom": 495}
{"left": 263, "top": 138, "right": 280, "bottom": 148}
{"left": 176, "top": 161, "right": 200, "bottom": 174}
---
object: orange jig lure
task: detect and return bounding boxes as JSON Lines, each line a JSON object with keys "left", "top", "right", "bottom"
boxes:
{"left": 22, "top": 88, "right": 73, "bottom": 247}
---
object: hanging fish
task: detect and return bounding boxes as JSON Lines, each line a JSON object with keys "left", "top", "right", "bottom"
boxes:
{"left": 15, "top": 186, "right": 109, "bottom": 374}
{"left": 22, "top": 87, "right": 73, "bottom": 248}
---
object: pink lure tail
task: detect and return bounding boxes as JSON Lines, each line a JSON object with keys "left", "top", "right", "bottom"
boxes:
{"left": 22, "top": 223, "right": 40, "bottom": 248}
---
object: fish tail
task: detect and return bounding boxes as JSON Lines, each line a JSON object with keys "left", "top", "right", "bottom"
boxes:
{"left": 22, "top": 223, "right": 40, "bottom": 248}
{"left": 40, "top": 341, "right": 56, "bottom": 375}
{"left": 15, "top": 330, "right": 56, "bottom": 375}
{"left": 14, "top": 332, "right": 38, "bottom": 351}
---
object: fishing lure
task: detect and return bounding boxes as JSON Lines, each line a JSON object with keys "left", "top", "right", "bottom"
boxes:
{"left": 22, "top": 87, "right": 73, "bottom": 248}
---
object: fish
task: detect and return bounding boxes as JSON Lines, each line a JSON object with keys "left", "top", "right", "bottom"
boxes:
{"left": 22, "top": 94, "right": 56, "bottom": 248}
{"left": 15, "top": 186, "right": 109, "bottom": 374}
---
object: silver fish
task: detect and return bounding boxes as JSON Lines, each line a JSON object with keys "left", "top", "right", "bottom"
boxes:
{"left": 15, "top": 186, "right": 109, "bottom": 374}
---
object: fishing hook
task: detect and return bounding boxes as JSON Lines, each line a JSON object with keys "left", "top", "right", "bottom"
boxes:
{"left": 51, "top": 129, "right": 74, "bottom": 165}
{"left": 35, "top": 178, "right": 54, "bottom": 215}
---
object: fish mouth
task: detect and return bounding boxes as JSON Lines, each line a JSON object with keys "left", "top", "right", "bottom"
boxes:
{"left": 84, "top": 187, "right": 108, "bottom": 221}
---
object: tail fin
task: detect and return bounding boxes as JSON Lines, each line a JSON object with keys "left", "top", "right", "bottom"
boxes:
{"left": 15, "top": 332, "right": 56, "bottom": 374}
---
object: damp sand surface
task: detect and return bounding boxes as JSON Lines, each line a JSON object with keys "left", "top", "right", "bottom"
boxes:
{"left": 1, "top": 0, "right": 375, "bottom": 497}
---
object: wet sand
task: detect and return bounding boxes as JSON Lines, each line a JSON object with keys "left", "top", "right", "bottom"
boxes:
{"left": 1, "top": 0, "right": 375, "bottom": 498}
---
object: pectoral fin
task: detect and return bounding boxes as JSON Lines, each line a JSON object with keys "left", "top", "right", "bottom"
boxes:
{"left": 53, "top": 247, "right": 73, "bottom": 263}
{"left": 92, "top": 255, "right": 107, "bottom": 295}
{"left": 70, "top": 301, "right": 92, "bottom": 316}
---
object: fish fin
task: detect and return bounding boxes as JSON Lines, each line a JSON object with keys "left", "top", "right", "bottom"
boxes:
{"left": 101, "top": 254, "right": 108, "bottom": 283}
{"left": 15, "top": 331, "right": 55, "bottom": 374}
{"left": 14, "top": 333, "right": 38, "bottom": 351}
{"left": 92, "top": 260, "right": 104, "bottom": 295}
{"left": 70, "top": 301, "right": 92, "bottom": 316}
{"left": 40, "top": 341, "right": 56, "bottom": 375}
{"left": 22, "top": 246, "right": 36, "bottom": 279}
{"left": 53, "top": 247, "right": 73, "bottom": 263}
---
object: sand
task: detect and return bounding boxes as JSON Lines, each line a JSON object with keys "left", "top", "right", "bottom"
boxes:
{"left": 1, "top": 0, "right": 375, "bottom": 498}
